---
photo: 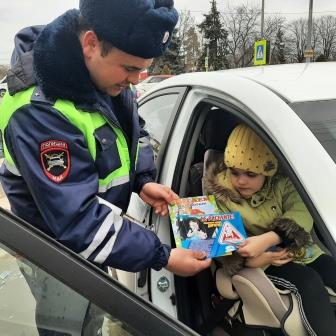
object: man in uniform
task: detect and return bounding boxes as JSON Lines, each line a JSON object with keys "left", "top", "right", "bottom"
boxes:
{"left": 0, "top": 0, "right": 211, "bottom": 333}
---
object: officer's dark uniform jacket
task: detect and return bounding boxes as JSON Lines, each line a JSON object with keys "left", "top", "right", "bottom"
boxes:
{"left": 0, "top": 10, "right": 170, "bottom": 272}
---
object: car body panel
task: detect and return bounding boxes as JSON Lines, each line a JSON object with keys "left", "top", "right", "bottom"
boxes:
{"left": 148, "top": 63, "right": 336, "bottom": 103}
{"left": 138, "top": 66, "right": 336, "bottom": 241}
{"left": 136, "top": 63, "right": 336, "bottom": 320}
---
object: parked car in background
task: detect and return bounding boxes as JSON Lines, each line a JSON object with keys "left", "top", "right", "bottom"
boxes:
{"left": 124, "top": 62, "right": 336, "bottom": 336}
{"left": 135, "top": 74, "right": 174, "bottom": 97}
{"left": 0, "top": 76, "right": 7, "bottom": 97}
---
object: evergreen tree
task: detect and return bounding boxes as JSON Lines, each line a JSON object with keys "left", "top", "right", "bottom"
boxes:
{"left": 273, "top": 28, "right": 286, "bottom": 64}
{"left": 149, "top": 28, "right": 184, "bottom": 75}
{"left": 198, "top": 0, "right": 229, "bottom": 71}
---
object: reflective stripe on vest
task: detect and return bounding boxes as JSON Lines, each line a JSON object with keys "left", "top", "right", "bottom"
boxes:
{"left": 0, "top": 87, "right": 132, "bottom": 190}
{"left": 0, "top": 87, "right": 36, "bottom": 175}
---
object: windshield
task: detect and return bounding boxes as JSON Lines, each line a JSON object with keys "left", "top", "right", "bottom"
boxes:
{"left": 291, "top": 100, "right": 336, "bottom": 164}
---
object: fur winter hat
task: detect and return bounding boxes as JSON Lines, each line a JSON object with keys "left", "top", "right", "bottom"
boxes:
{"left": 224, "top": 124, "right": 278, "bottom": 176}
{"left": 79, "top": 0, "right": 178, "bottom": 58}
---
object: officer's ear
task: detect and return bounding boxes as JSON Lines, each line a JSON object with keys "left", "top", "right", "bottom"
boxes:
{"left": 81, "top": 30, "right": 100, "bottom": 60}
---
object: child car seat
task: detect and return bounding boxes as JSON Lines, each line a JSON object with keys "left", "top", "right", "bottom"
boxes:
{"left": 188, "top": 109, "right": 336, "bottom": 335}
{"left": 203, "top": 149, "right": 309, "bottom": 335}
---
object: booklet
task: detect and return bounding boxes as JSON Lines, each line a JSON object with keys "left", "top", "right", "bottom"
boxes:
{"left": 169, "top": 196, "right": 247, "bottom": 258}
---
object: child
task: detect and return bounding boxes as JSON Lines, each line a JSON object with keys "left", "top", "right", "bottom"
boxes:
{"left": 204, "top": 123, "right": 336, "bottom": 336}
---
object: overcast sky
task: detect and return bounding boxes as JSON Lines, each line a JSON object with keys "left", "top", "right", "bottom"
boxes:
{"left": 1, "top": 0, "right": 336, "bottom": 64}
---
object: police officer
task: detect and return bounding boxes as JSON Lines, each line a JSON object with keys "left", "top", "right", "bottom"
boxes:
{"left": 0, "top": 0, "right": 211, "bottom": 333}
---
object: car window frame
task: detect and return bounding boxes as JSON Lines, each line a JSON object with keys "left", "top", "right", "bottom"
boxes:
{"left": 169, "top": 90, "right": 336, "bottom": 258}
{"left": 0, "top": 207, "right": 199, "bottom": 336}
{"left": 160, "top": 89, "right": 336, "bottom": 325}
{"left": 138, "top": 86, "right": 189, "bottom": 177}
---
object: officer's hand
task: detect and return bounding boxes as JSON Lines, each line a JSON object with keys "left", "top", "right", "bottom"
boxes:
{"left": 140, "top": 182, "right": 178, "bottom": 216}
{"left": 165, "top": 248, "right": 211, "bottom": 277}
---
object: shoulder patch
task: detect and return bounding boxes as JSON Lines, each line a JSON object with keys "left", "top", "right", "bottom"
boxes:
{"left": 40, "top": 140, "right": 70, "bottom": 183}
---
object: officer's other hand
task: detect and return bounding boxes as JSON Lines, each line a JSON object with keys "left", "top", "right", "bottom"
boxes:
{"left": 165, "top": 248, "right": 211, "bottom": 277}
{"left": 140, "top": 182, "right": 179, "bottom": 216}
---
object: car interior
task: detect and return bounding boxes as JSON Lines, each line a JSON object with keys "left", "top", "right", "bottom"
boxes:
{"left": 170, "top": 101, "right": 336, "bottom": 336}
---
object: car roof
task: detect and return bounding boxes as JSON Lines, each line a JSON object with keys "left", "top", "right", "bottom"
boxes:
{"left": 157, "top": 62, "right": 336, "bottom": 103}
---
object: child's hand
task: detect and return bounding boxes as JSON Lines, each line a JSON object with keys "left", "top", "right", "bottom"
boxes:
{"left": 245, "top": 249, "right": 293, "bottom": 268}
{"left": 238, "top": 232, "right": 281, "bottom": 258}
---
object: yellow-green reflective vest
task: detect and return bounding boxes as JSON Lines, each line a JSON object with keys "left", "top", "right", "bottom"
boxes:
{"left": 0, "top": 87, "right": 132, "bottom": 192}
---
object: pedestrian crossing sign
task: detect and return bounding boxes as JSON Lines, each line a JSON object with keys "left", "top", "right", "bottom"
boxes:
{"left": 254, "top": 39, "right": 267, "bottom": 65}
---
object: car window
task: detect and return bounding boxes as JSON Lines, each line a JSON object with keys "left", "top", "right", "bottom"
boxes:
{"left": 139, "top": 93, "right": 179, "bottom": 155}
{"left": 0, "top": 243, "right": 137, "bottom": 335}
{"left": 291, "top": 100, "right": 336, "bottom": 164}
{"left": 0, "top": 209, "right": 197, "bottom": 336}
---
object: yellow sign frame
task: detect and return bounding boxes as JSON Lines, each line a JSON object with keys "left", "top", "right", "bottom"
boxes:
{"left": 254, "top": 40, "right": 267, "bottom": 66}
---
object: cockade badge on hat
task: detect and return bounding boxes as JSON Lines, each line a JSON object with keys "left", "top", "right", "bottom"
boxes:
{"left": 162, "top": 31, "right": 170, "bottom": 44}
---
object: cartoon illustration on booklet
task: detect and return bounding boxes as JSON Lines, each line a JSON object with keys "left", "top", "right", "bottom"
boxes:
{"left": 169, "top": 196, "right": 247, "bottom": 258}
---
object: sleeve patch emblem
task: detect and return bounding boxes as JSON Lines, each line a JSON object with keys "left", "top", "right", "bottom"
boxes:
{"left": 40, "top": 140, "right": 70, "bottom": 183}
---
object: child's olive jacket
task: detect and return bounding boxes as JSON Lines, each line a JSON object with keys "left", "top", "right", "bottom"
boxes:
{"left": 204, "top": 163, "right": 323, "bottom": 264}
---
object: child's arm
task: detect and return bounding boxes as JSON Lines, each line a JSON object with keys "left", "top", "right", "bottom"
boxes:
{"left": 245, "top": 249, "right": 293, "bottom": 268}
{"left": 238, "top": 231, "right": 281, "bottom": 258}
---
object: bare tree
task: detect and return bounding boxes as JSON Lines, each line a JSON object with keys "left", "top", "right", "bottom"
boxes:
{"left": 287, "top": 19, "right": 307, "bottom": 63}
{"left": 263, "top": 16, "right": 288, "bottom": 64}
{"left": 223, "top": 4, "right": 259, "bottom": 68}
{"left": 287, "top": 17, "right": 320, "bottom": 63}
{"left": 315, "top": 15, "right": 336, "bottom": 60}
{"left": 178, "top": 10, "right": 201, "bottom": 72}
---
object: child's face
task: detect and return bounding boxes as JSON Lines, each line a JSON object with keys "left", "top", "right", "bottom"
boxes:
{"left": 229, "top": 168, "right": 266, "bottom": 199}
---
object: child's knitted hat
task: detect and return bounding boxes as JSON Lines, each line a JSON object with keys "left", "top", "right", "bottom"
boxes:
{"left": 224, "top": 124, "right": 278, "bottom": 176}
{"left": 79, "top": 0, "right": 178, "bottom": 59}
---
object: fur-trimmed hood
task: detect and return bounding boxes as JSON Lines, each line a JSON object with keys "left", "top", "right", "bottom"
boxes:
{"left": 7, "top": 9, "right": 109, "bottom": 105}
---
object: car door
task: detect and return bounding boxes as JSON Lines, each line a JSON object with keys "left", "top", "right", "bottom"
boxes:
{"left": 0, "top": 206, "right": 199, "bottom": 336}
{"left": 117, "top": 87, "right": 188, "bottom": 301}
{"left": 147, "top": 82, "right": 336, "bottom": 327}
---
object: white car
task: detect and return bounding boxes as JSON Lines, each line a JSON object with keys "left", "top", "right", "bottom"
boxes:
{"left": 122, "top": 62, "right": 336, "bottom": 335}
{"left": 0, "top": 76, "right": 7, "bottom": 97}
{"left": 135, "top": 75, "right": 174, "bottom": 96}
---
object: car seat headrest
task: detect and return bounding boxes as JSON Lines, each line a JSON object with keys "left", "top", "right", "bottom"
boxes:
{"left": 199, "top": 109, "right": 238, "bottom": 151}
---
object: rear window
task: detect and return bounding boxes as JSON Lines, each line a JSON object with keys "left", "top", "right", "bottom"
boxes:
{"left": 291, "top": 100, "right": 336, "bottom": 164}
